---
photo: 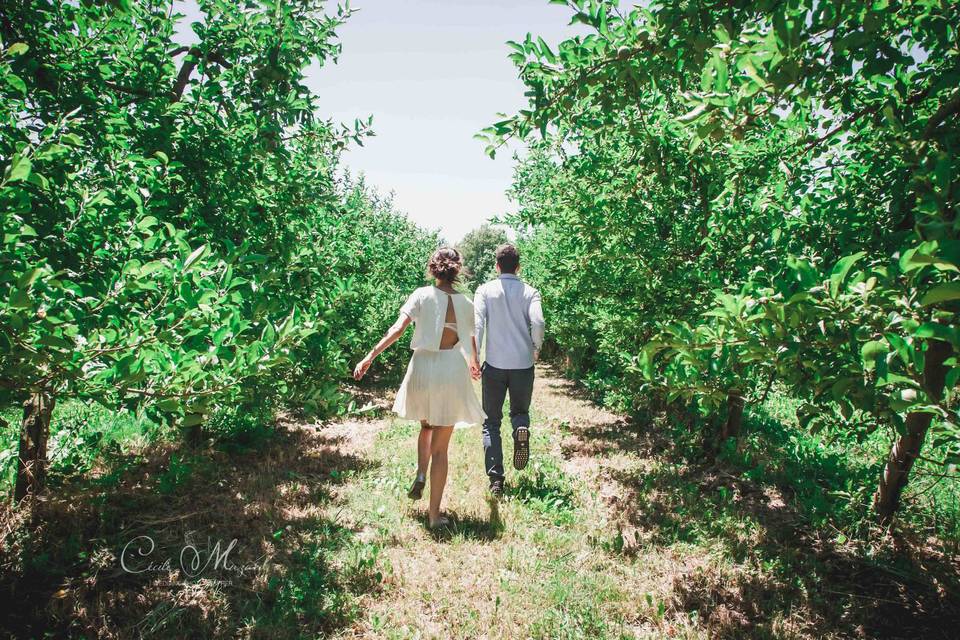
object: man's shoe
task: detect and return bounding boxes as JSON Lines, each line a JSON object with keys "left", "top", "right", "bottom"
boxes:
{"left": 489, "top": 479, "right": 504, "bottom": 499}
{"left": 407, "top": 477, "right": 426, "bottom": 500}
{"left": 513, "top": 426, "right": 530, "bottom": 470}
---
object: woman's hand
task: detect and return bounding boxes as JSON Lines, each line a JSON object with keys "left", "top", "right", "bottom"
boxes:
{"left": 469, "top": 357, "right": 481, "bottom": 380}
{"left": 353, "top": 355, "right": 373, "bottom": 380}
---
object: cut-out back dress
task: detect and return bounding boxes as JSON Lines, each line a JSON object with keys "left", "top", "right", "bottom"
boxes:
{"left": 392, "top": 286, "right": 486, "bottom": 427}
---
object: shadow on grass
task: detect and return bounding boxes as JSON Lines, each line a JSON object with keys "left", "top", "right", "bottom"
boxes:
{"left": 558, "top": 393, "right": 960, "bottom": 639}
{"left": 417, "top": 502, "right": 505, "bottom": 542}
{"left": 0, "top": 420, "right": 382, "bottom": 639}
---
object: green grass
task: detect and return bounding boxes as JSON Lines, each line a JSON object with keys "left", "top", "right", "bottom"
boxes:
{"left": 313, "top": 385, "right": 667, "bottom": 639}
{"left": 0, "top": 403, "right": 384, "bottom": 639}
{"left": 1, "top": 400, "right": 161, "bottom": 492}
{"left": 2, "top": 370, "right": 957, "bottom": 639}
{"left": 728, "top": 390, "right": 960, "bottom": 544}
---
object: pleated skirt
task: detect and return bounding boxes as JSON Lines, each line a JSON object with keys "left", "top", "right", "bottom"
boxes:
{"left": 393, "top": 348, "right": 486, "bottom": 427}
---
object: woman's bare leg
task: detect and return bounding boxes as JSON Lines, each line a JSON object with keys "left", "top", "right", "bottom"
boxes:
{"left": 416, "top": 421, "right": 432, "bottom": 478}
{"left": 428, "top": 425, "right": 454, "bottom": 525}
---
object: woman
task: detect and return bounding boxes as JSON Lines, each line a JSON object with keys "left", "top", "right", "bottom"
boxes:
{"left": 353, "top": 247, "right": 485, "bottom": 528}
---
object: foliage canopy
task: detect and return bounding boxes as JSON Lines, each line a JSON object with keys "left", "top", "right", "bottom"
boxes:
{"left": 484, "top": 0, "right": 960, "bottom": 522}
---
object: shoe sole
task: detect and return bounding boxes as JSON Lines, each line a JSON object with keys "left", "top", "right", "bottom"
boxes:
{"left": 513, "top": 427, "right": 529, "bottom": 470}
{"left": 408, "top": 482, "right": 424, "bottom": 500}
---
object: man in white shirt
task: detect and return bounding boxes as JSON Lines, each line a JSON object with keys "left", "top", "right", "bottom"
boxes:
{"left": 474, "top": 244, "right": 545, "bottom": 498}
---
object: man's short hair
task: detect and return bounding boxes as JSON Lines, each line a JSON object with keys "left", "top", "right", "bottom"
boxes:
{"left": 495, "top": 244, "right": 520, "bottom": 274}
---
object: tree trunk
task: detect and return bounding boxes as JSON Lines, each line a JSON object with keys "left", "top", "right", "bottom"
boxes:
{"left": 184, "top": 413, "right": 205, "bottom": 448}
{"left": 14, "top": 391, "right": 56, "bottom": 503}
{"left": 875, "top": 338, "right": 952, "bottom": 524}
{"left": 720, "top": 390, "right": 745, "bottom": 441}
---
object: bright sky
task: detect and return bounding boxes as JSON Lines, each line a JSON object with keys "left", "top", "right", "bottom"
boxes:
{"left": 176, "top": 0, "right": 587, "bottom": 243}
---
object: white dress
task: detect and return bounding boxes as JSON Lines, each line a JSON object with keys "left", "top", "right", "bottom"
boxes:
{"left": 392, "top": 287, "right": 486, "bottom": 427}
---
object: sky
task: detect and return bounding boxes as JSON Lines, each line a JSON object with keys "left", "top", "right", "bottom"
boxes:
{"left": 176, "top": 0, "right": 589, "bottom": 243}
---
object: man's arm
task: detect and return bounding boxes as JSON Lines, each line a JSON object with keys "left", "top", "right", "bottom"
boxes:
{"left": 474, "top": 285, "right": 487, "bottom": 352}
{"left": 529, "top": 289, "right": 545, "bottom": 357}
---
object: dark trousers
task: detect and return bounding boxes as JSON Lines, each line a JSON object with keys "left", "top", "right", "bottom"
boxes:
{"left": 481, "top": 363, "right": 535, "bottom": 482}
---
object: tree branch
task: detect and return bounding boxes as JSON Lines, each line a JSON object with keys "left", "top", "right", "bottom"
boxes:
{"left": 922, "top": 88, "right": 960, "bottom": 139}
{"left": 799, "top": 103, "right": 881, "bottom": 156}
{"left": 170, "top": 47, "right": 234, "bottom": 101}
{"left": 103, "top": 80, "right": 158, "bottom": 99}
{"left": 797, "top": 84, "right": 935, "bottom": 159}
{"left": 103, "top": 47, "right": 233, "bottom": 103}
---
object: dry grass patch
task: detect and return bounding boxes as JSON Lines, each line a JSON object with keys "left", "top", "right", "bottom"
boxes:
{"left": 0, "top": 420, "right": 384, "bottom": 639}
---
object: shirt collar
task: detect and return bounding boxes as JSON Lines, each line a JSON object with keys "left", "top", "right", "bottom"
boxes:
{"left": 499, "top": 273, "right": 520, "bottom": 281}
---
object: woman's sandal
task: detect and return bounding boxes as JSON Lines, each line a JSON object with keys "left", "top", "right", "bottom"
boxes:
{"left": 429, "top": 515, "right": 450, "bottom": 529}
{"left": 407, "top": 477, "right": 426, "bottom": 500}
{"left": 513, "top": 426, "right": 530, "bottom": 470}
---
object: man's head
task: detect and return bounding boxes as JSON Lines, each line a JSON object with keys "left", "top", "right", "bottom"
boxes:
{"left": 495, "top": 243, "right": 520, "bottom": 274}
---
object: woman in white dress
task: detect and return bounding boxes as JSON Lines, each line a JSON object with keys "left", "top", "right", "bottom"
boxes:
{"left": 353, "top": 247, "right": 485, "bottom": 528}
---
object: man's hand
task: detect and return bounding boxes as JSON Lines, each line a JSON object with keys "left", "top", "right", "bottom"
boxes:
{"left": 353, "top": 355, "right": 373, "bottom": 380}
{"left": 469, "top": 358, "right": 482, "bottom": 380}
{"left": 533, "top": 349, "right": 540, "bottom": 363}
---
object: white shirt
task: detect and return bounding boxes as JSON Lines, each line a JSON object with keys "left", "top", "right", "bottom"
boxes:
{"left": 474, "top": 274, "right": 545, "bottom": 370}
{"left": 399, "top": 286, "right": 476, "bottom": 359}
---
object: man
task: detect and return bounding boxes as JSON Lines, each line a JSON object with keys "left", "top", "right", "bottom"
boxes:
{"left": 474, "top": 244, "right": 545, "bottom": 498}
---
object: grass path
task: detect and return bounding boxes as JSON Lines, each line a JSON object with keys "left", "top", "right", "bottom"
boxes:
{"left": 318, "top": 367, "right": 689, "bottom": 639}
{"left": 314, "top": 366, "right": 958, "bottom": 639}
{"left": 3, "top": 365, "right": 955, "bottom": 638}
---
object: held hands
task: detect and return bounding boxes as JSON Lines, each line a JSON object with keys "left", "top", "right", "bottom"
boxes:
{"left": 353, "top": 355, "right": 373, "bottom": 380}
{"left": 469, "top": 358, "right": 481, "bottom": 380}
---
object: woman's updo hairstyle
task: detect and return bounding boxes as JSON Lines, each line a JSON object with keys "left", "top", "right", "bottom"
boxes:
{"left": 427, "top": 246, "right": 462, "bottom": 283}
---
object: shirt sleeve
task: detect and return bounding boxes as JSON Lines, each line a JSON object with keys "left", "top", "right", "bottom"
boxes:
{"left": 529, "top": 289, "right": 545, "bottom": 350}
{"left": 473, "top": 286, "right": 487, "bottom": 349}
{"left": 399, "top": 289, "right": 420, "bottom": 321}
{"left": 464, "top": 298, "right": 476, "bottom": 337}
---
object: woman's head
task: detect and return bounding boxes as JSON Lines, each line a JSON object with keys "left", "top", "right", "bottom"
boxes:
{"left": 427, "top": 246, "right": 462, "bottom": 283}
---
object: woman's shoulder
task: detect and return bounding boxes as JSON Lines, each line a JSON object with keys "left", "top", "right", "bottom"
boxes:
{"left": 409, "top": 285, "right": 433, "bottom": 298}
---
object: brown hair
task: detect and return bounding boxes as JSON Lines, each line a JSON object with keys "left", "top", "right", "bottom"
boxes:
{"left": 495, "top": 243, "right": 520, "bottom": 274}
{"left": 427, "top": 246, "right": 462, "bottom": 283}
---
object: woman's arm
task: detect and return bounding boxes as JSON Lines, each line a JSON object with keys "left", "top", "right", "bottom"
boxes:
{"left": 469, "top": 336, "right": 481, "bottom": 380}
{"left": 353, "top": 314, "right": 412, "bottom": 380}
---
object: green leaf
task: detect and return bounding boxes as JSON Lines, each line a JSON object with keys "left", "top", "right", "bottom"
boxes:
{"left": 915, "top": 323, "right": 958, "bottom": 346}
{"left": 6, "top": 155, "right": 31, "bottom": 182}
{"left": 5, "top": 73, "right": 26, "bottom": 94}
{"left": 742, "top": 60, "right": 767, "bottom": 88}
{"left": 137, "top": 261, "right": 165, "bottom": 277}
{"left": 829, "top": 251, "right": 866, "bottom": 298}
{"left": 26, "top": 171, "right": 48, "bottom": 189}
{"left": 157, "top": 399, "right": 180, "bottom": 412}
{"left": 183, "top": 244, "right": 208, "bottom": 272}
{"left": 38, "top": 334, "right": 73, "bottom": 349}
{"left": 678, "top": 103, "right": 709, "bottom": 124}
{"left": 182, "top": 412, "right": 204, "bottom": 427}
{"left": 17, "top": 268, "right": 42, "bottom": 288}
{"left": 921, "top": 282, "right": 960, "bottom": 306}
{"left": 8, "top": 287, "right": 31, "bottom": 308}
{"left": 713, "top": 25, "right": 731, "bottom": 44}
{"left": 6, "top": 43, "right": 29, "bottom": 56}
{"left": 537, "top": 36, "right": 556, "bottom": 63}
{"left": 713, "top": 52, "right": 728, "bottom": 93}
{"left": 861, "top": 340, "right": 886, "bottom": 371}
{"left": 136, "top": 216, "right": 159, "bottom": 231}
